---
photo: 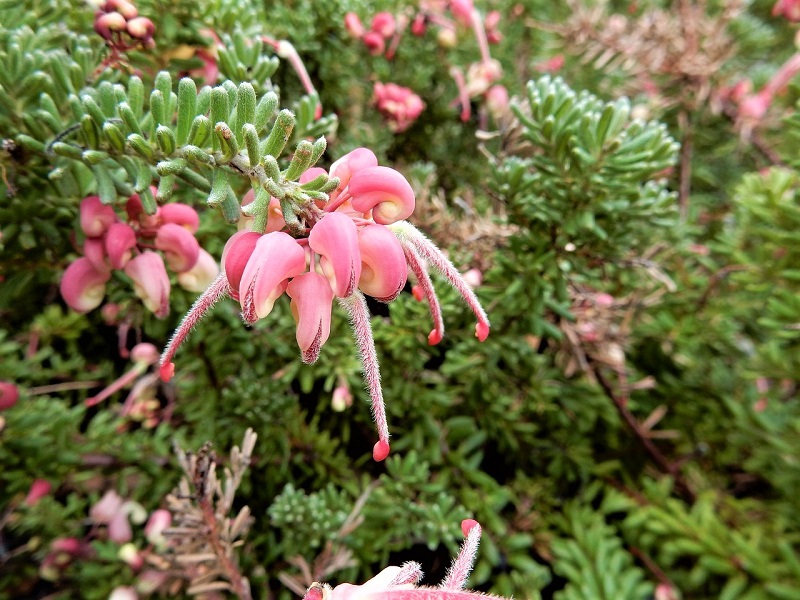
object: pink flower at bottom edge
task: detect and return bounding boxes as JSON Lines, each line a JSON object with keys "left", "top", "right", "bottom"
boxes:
{"left": 60, "top": 257, "right": 111, "bottom": 313}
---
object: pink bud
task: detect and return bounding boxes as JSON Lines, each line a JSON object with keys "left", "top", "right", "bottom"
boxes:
{"left": 131, "top": 342, "right": 159, "bottom": 365}
{"left": 80, "top": 196, "right": 117, "bottom": 237}
{"left": 344, "top": 12, "right": 365, "bottom": 38}
{"left": 348, "top": 166, "right": 416, "bottom": 224}
{"left": 309, "top": 212, "right": 362, "bottom": 297}
{"left": 178, "top": 248, "right": 220, "bottom": 292}
{"left": 485, "top": 10, "right": 501, "bottom": 30}
{"left": 461, "top": 268, "right": 483, "bottom": 288}
{"left": 126, "top": 192, "right": 160, "bottom": 229}
{"left": 287, "top": 272, "right": 334, "bottom": 364}
{"left": 362, "top": 31, "right": 385, "bottom": 55}
{"left": 159, "top": 203, "right": 199, "bottom": 233}
{"left": 144, "top": 509, "right": 172, "bottom": 546}
{"left": 332, "top": 383, "right": 352, "bottom": 412}
{"left": 126, "top": 16, "right": 155, "bottom": 41}
{"left": 105, "top": 223, "right": 138, "bottom": 269}
{"left": 155, "top": 223, "right": 200, "bottom": 273}
{"left": 239, "top": 232, "right": 306, "bottom": 321}
{"left": 358, "top": 224, "right": 407, "bottom": 301}
{"left": 371, "top": 12, "right": 396, "bottom": 38}
{"left": 774, "top": 0, "right": 800, "bottom": 22}
{"left": 485, "top": 85, "right": 509, "bottom": 116}
{"left": 0, "top": 382, "right": 19, "bottom": 411}
{"left": 91, "top": 490, "right": 124, "bottom": 523}
{"left": 24, "top": 479, "right": 52, "bottom": 505}
{"left": 124, "top": 251, "right": 170, "bottom": 318}
{"left": 109, "top": 586, "right": 138, "bottom": 600}
{"left": 222, "top": 231, "right": 261, "bottom": 298}
{"left": 411, "top": 14, "right": 427, "bottom": 36}
{"left": 61, "top": 257, "right": 110, "bottom": 313}
{"left": 104, "top": 0, "right": 138, "bottom": 19}
{"left": 94, "top": 11, "right": 127, "bottom": 40}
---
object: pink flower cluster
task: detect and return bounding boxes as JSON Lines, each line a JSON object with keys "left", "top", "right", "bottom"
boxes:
{"left": 345, "top": 11, "right": 398, "bottom": 57}
{"left": 60, "top": 193, "right": 219, "bottom": 318}
{"left": 373, "top": 82, "right": 425, "bottom": 133}
{"left": 303, "top": 519, "right": 507, "bottom": 600}
{"left": 774, "top": 0, "right": 800, "bottom": 21}
{"left": 160, "top": 148, "right": 490, "bottom": 462}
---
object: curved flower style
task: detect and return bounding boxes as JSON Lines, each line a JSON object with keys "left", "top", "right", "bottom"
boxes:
{"left": 303, "top": 520, "right": 508, "bottom": 600}
{"left": 162, "top": 148, "right": 490, "bottom": 462}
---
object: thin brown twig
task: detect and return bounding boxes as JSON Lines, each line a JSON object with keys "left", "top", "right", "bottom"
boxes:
{"left": 197, "top": 495, "right": 252, "bottom": 600}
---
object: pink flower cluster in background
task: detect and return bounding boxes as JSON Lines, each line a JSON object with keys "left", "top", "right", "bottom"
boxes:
{"left": 345, "top": 11, "right": 398, "bottom": 58}
{"left": 160, "top": 149, "right": 490, "bottom": 461}
{"left": 373, "top": 82, "right": 425, "bottom": 132}
{"left": 94, "top": 0, "right": 155, "bottom": 48}
{"left": 60, "top": 192, "right": 219, "bottom": 318}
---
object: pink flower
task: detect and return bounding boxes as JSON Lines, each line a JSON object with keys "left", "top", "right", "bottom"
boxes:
{"left": 0, "top": 381, "right": 19, "bottom": 411}
{"left": 371, "top": 12, "right": 396, "bottom": 38}
{"left": 155, "top": 222, "right": 200, "bottom": 273}
{"left": 178, "top": 248, "right": 220, "bottom": 292}
{"left": 158, "top": 203, "right": 200, "bottom": 233}
{"left": 344, "top": 12, "right": 365, "bottom": 38}
{"left": 357, "top": 224, "right": 407, "bottom": 301}
{"left": 485, "top": 85, "right": 509, "bottom": 117}
{"left": 373, "top": 83, "right": 425, "bottom": 133}
{"left": 774, "top": 0, "right": 800, "bottom": 21}
{"left": 347, "top": 166, "right": 416, "bottom": 224}
{"left": 332, "top": 381, "right": 353, "bottom": 412}
{"left": 90, "top": 490, "right": 145, "bottom": 544}
{"left": 223, "top": 230, "right": 261, "bottom": 299}
{"left": 61, "top": 257, "right": 111, "bottom": 313}
{"left": 24, "top": 479, "right": 52, "bottom": 506}
{"left": 144, "top": 509, "right": 172, "bottom": 547}
{"left": 239, "top": 232, "right": 306, "bottom": 322}
{"left": 362, "top": 31, "right": 385, "bottom": 55}
{"left": 124, "top": 251, "right": 170, "bottom": 318}
{"left": 287, "top": 272, "right": 334, "bottom": 363}
{"left": 83, "top": 236, "right": 110, "bottom": 273}
{"left": 80, "top": 196, "right": 117, "bottom": 237}
{"left": 450, "top": 0, "right": 474, "bottom": 26}
{"left": 330, "top": 148, "right": 379, "bottom": 198}
{"left": 309, "top": 212, "right": 362, "bottom": 297}
{"left": 411, "top": 14, "right": 427, "bottom": 36}
{"left": 105, "top": 223, "right": 138, "bottom": 270}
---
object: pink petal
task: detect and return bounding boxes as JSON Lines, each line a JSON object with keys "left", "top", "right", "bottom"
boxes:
{"left": 83, "top": 237, "right": 110, "bottom": 273}
{"left": 177, "top": 248, "right": 220, "bottom": 292}
{"left": 329, "top": 148, "right": 378, "bottom": 192}
{"left": 0, "top": 381, "right": 19, "bottom": 411}
{"left": 125, "top": 190, "right": 160, "bottom": 229}
{"left": 91, "top": 490, "right": 124, "bottom": 523}
{"left": 299, "top": 167, "right": 328, "bottom": 184}
{"left": 266, "top": 197, "right": 287, "bottom": 232}
{"left": 155, "top": 223, "right": 200, "bottom": 273}
{"left": 222, "top": 231, "right": 261, "bottom": 298}
{"left": 60, "top": 257, "right": 110, "bottom": 313}
{"left": 358, "top": 224, "right": 407, "bottom": 301}
{"left": 239, "top": 232, "right": 306, "bottom": 320}
{"left": 348, "top": 166, "right": 415, "bottom": 224}
{"left": 309, "top": 212, "right": 362, "bottom": 297}
{"left": 80, "top": 196, "right": 117, "bottom": 237}
{"left": 159, "top": 203, "right": 200, "bottom": 233}
{"left": 124, "top": 251, "right": 170, "bottom": 318}
{"left": 287, "top": 272, "right": 334, "bottom": 363}
{"left": 105, "top": 223, "right": 138, "bottom": 270}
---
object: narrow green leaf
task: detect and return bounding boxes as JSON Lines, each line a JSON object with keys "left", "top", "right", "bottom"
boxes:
{"left": 176, "top": 77, "right": 197, "bottom": 146}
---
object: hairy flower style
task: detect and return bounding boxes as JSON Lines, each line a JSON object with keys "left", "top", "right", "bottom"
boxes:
{"left": 61, "top": 257, "right": 111, "bottom": 313}
{"left": 124, "top": 251, "right": 170, "bottom": 318}
{"left": 163, "top": 148, "right": 490, "bottom": 461}
{"left": 303, "top": 519, "right": 506, "bottom": 600}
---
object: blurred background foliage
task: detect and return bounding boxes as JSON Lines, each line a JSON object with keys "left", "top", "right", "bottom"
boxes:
{"left": 2, "top": 0, "right": 800, "bottom": 598}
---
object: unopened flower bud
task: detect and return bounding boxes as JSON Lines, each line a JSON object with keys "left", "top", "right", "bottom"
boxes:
{"left": 344, "top": 12, "right": 365, "bottom": 38}
{"left": 144, "top": 509, "right": 171, "bottom": 547}
{"left": 25, "top": 479, "right": 52, "bottom": 506}
{"left": 126, "top": 16, "right": 155, "bottom": 41}
{"left": 370, "top": 12, "right": 396, "bottom": 38}
{"left": 362, "top": 31, "right": 385, "bottom": 55}
{"left": 331, "top": 383, "right": 352, "bottom": 412}
{"left": 0, "top": 381, "right": 19, "bottom": 411}
{"left": 94, "top": 11, "right": 127, "bottom": 40}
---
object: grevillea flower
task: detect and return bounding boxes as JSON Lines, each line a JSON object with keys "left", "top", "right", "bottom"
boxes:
{"left": 309, "top": 212, "right": 362, "bottom": 297}
{"left": 158, "top": 202, "right": 200, "bottom": 233}
{"left": 287, "top": 272, "right": 334, "bottom": 363}
{"left": 61, "top": 257, "right": 111, "bottom": 313}
{"left": 239, "top": 232, "right": 306, "bottom": 322}
{"left": 357, "top": 223, "right": 407, "bottom": 301}
{"left": 373, "top": 83, "right": 425, "bottom": 133}
{"left": 303, "top": 520, "right": 507, "bottom": 600}
{"left": 83, "top": 237, "right": 110, "bottom": 273}
{"left": 371, "top": 12, "right": 396, "bottom": 38}
{"left": 344, "top": 12, "right": 365, "bottom": 38}
{"left": 105, "top": 223, "right": 138, "bottom": 270}
{"left": 124, "top": 251, "right": 170, "bottom": 318}
{"left": 80, "top": 196, "right": 117, "bottom": 237}
{"left": 155, "top": 222, "right": 200, "bottom": 273}
{"left": 0, "top": 381, "right": 19, "bottom": 411}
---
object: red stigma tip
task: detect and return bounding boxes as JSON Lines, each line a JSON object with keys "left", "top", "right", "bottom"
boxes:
{"left": 475, "top": 322, "right": 490, "bottom": 342}
{"left": 159, "top": 362, "right": 175, "bottom": 383}
{"left": 373, "top": 439, "right": 390, "bottom": 462}
{"left": 461, "top": 518, "right": 479, "bottom": 536}
{"left": 428, "top": 330, "right": 443, "bottom": 345}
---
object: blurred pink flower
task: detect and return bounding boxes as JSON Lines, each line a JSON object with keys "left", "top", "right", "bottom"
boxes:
{"left": 124, "top": 251, "right": 171, "bottom": 318}
{"left": 0, "top": 381, "right": 19, "bottom": 411}
{"left": 60, "top": 257, "right": 111, "bottom": 313}
{"left": 373, "top": 82, "right": 425, "bottom": 133}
